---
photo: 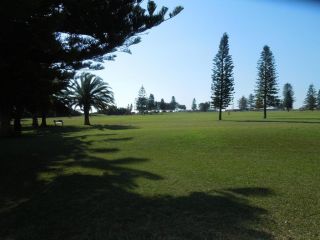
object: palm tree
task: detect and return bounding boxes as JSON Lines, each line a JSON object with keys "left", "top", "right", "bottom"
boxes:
{"left": 68, "top": 72, "right": 114, "bottom": 125}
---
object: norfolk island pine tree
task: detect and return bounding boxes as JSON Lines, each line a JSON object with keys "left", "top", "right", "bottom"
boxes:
{"left": 282, "top": 83, "right": 294, "bottom": 111}
{"left": 255, "top": 45, "right": 279, "bottom": 119}
{"left": 211, "top": 33, "right": 234, "bottom": 120}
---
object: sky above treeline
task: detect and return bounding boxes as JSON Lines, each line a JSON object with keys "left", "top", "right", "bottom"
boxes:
{"left": 96, "top": 0, "right": 320, "bottom": 109}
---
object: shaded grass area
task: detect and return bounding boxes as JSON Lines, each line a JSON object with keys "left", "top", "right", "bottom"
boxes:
{"left": 1, "top": 111, "right": 320, "bottom": 239}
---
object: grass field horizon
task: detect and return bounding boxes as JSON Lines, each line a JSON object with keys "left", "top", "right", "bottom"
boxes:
{"left": 1, "top": 111, "right": 320, "bottom": 239}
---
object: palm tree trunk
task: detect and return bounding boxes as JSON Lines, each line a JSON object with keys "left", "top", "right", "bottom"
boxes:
{"left": 40, "top": 111, "right": 47, "bottom": 127}
{"left": 13, "top": 106, "right": 22, "bottom": 135}
{"left": 84, "top": 107, "right": 90, "bottom": 125}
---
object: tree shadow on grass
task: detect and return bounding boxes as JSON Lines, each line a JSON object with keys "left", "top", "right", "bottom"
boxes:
{"left": 0, "top": 127, "right": 274, "bottom": 240}
{"left": 226, "top": 187, "right": 275, "bottom": 197}
{"left": 0, "top": 125, "right": 130, "bottom": 205}
{"left": 102, "top": 137, "right": 134, "bottom": 142}
{"left": 22, "top": 123, "right": 138, "bottom": 137}
{"left": 92, "top": 124, "right": 139, "bottom": 130}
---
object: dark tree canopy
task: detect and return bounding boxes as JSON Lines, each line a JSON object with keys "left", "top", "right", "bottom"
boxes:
{"left": 177, "top": 104, "right": 186, "bottom": 110}
{"left": 255, "top": 45, "right": 279, "bottom": 119}
{"left": 147, "top": 94, "right": 156, "bottom": 111}
{"left": 199, "top": 102, "right": 210, "bottom": 112}
{"left": 211, "top": 33, "right": 234, "bottom": 120}
{"left": 160, "top": 98, "right": 166, "bottom": 111}
{"left": 0, "top": 0, "right": 183, "bottom": 136}
{"left": 170, "top": 96, "right": 177, "bottom": 111}
{"left": 282, "top": 83, "right": 294, "bottom": 111}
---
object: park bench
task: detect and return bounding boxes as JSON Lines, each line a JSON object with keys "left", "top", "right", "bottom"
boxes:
{"left": 53, "top": 120, "right": 64, "bottom": 126}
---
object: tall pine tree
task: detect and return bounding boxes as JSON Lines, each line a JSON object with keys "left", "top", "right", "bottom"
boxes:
{"left": 147, "top": 94, "right": 156, "bottom": 111}
{"left": 211, "top": 33, "right": 234, "bottom": 120}
{"left": 136, "top": 86, "right": 148, "bottom": 114}
{"left": 304, "top": 84, "right": 317, "bottom": 111}
{"left": 191, "top": 98, "right": 197, "bottom": 111}
{"left": 282, "top": 83, "right": 294, "bottom": 111}
{"left": 170, "top": 96, "right": 177, "bottom": 111}
{"left": 160, "top": 98, "right": 166, "bottom": 111}
{"left": 317, "top": 90, "right": 320, "bottom": 110}
{"left": 255, "top": 45, "right": 278, "bottom": 119}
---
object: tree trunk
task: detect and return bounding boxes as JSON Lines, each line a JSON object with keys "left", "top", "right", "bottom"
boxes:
{"left": 13, "top": 114, "right": 22, "bottom": 135}
{"left": 218, "top": 107, "right": 222, "bottom": 120}
{"left": 263, "top": 97, "right": 267, "bottom": 119}
{"left": 84, "top": 108, "right": 90, "bottom": 125}
{"left": 32, "top": 113, "right": 39, "bottom": 128}
{"left": 40, "top": 111, "right": 47, "bottom": 127}
{"left": 13, "top": 105, "right": 23, "bottom": 135}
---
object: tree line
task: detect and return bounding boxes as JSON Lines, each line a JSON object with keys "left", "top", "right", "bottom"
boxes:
{"left": 135, "top": 86, "right": 186, "bottom": 113}
{"left": 135, "top": 89, "right": 212, "bottom": 113}
{"left": 211, "top": 33, "right": 320, "bottom": 120}
{"left": 237, "top": 84, "right": 320, "bottom": 111}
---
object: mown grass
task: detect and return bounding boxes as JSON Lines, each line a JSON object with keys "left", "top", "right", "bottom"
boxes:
{"left": 1, "top": 111, "right": 320, "bottom": 239}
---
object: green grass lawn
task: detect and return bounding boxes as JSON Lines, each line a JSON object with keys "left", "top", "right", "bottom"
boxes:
{"left": 1, "top": 111, "right": 320, "bottom": 239}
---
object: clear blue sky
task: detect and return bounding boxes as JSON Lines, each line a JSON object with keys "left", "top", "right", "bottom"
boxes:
{"left": 96, "top": 0, "right": 320, "bottom": 109}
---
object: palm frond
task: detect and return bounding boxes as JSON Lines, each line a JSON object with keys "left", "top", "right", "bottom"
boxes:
{"left": 67, "top": 72, "right": 114, "bottom": 112}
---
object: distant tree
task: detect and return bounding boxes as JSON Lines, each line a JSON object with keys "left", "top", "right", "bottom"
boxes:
{"left": 68, "top": 72, "right": 114, "bottom": 125}
{"left": 170, "top": 96, "right": 177, "bottom": 111}
{"left": 275, "top": 99, "right": 284, "bottom": 110}
{"left": 177, "top": 104, "right": 186, "bottom": 110}
{"left": 255, "top": 94, "right": 263, "bottom": 109}
{"left": 160, "top": 98, "right": 166, "bottom": 111}
{"left": 317, "top": 90, "right": 320, "bottom": 110}
{"left": 248, "top": 94, "right": 255, "bottom": 110}
{"left": 154, "top": 101, "right": 160, "bottom": 110}
{"left": 304, "top": 84, "right": 317, "bottom": 111}
{"left": 99, "top": 106, "right": 130, "bottom": 115}
{"left": 238, "top": 96, "right": 248, "bottom": 111}
{"left": 147, "top": 94, "right": 156, "bottom": 111}
{"left": 127, "top": 104, "right": 133, "bottom": 114}
{"left": 255, "top": 45, "right": 279, "bottom": 119}
{"left": 211, "top": 33, "right": 234, "bottom": 120}
{"left": 126, "top": 104, "right": 133, "bottom": 113}
{"left": 165, "top": 102, "right": 171, "bottom": 110}
{"left": 191, "top": 98, "right": 197, "bottom": 111}
{"left": 282, "top": 83, "right": 294, "bottom": 111}
{"left": 136, "top": 86, "right": 148, "bottom": 113}
{"left": 199, "top": 102, "right": 210, "bottom": 112}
